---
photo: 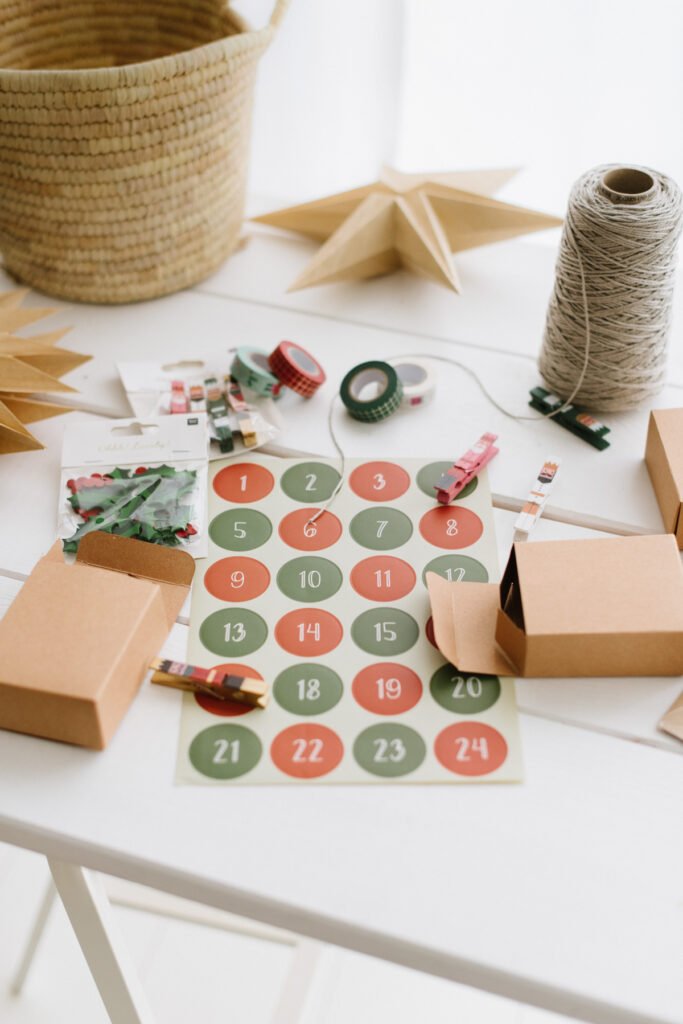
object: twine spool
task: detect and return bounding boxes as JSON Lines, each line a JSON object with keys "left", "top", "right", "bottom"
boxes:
{"left": 539, "top": 164, "right": 683, "bottom": 411}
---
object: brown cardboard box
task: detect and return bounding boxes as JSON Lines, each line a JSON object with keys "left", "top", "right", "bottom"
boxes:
{"left": 427, "top": 534, "right": 683, "bottom": 678}
{"left": 0, "top": 533, "right": 194, "bottom": 749}
{"left": 645, "top": 408, "right": 683, "bottom": 548}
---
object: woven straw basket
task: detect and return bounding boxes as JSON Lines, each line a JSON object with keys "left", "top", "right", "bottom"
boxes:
{"left": 0, "top": 0, "right": 288, "bottom": 303}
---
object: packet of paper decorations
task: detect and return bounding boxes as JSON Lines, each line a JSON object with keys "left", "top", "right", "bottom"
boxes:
{"left": 117, "top": 354, "right": 282, "bottom": 458}
{"left": 58, "top": 415, "right": 209, "bottom": 558}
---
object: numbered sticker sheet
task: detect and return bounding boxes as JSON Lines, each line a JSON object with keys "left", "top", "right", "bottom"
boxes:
{"left": 177, "top": 456, "right": 523, "bottom": 785}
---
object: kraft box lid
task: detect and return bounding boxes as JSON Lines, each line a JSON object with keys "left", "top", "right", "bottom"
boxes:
{"left": 0, "top": 533, "right": 194, "bottom": 749}
{"left": 645, "top": 408, "right": 683, "bottom": 547}
{"left": 427, "top": 534, "right": 683, "bottom": 678}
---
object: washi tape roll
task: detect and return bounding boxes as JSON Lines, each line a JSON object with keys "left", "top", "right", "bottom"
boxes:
{"left": 268, "top": 340, "right": 326, "bottom": 397}
{"left": 340, "top": 360, "right": 403, "bottom": 422}
{"left": 388, "top": 357, "right": 436, "bottom": 408}
{"left": 231, "top": 346, "right": 282, "bottom": 399}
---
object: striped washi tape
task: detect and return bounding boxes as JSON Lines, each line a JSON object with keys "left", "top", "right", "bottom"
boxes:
{"left": 268, "top": 340, "right": 326, "bottom": 397}
{"left": 230, "top": 346, "right": 282, "bottom": 399}
{"left": 340, "top": 360, "right": 403, "bottom": 422}
{"left": 388, "top": 357, "right": 436, "bottom": 408}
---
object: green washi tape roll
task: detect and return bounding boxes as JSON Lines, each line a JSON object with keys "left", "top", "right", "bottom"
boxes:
{"left": 231, "top": 346, "right": 282, "bottom": 398}
{"left": 340, "top": 360, "right": 403, "bottom": 422}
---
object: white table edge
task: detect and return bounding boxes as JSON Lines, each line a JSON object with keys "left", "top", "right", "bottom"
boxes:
{"left": 0, "top": 814, "right": 673, "bottom": 1024}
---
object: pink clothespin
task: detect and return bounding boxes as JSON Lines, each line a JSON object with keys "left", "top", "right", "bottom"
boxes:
{"left": 434, "top": 432, "right": 499, "bottom": 504}
{"left": 170, "top": 380, "right": 189, "bottom": 414}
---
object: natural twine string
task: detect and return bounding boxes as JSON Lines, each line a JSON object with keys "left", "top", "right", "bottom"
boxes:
{"left": 539, "top": 163, "right": 683, "bottom": 411}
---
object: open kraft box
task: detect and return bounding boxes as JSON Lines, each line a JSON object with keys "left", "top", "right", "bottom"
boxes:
{"left": 0, "top": 533, "right": 194, "bottom": 749}
{"left": 428, "top": 534, "right": 683, "bottom": 678}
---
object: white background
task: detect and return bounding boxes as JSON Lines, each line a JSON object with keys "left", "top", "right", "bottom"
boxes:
{"left": 243, "top": 0, "right": 683, "bottom": 213}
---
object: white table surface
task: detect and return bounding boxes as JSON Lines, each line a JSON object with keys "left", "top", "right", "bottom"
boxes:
{"left": 0, "top": 237, "right": 681, "bottom": 1024}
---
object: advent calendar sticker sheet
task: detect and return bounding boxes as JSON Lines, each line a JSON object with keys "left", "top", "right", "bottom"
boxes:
{"left": 177, "top": 456, "right": 523, "bottom": 785}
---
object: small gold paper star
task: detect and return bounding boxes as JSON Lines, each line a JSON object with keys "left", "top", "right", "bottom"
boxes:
{"left": 254, "top": 166, "right": 562, "bottom": 292}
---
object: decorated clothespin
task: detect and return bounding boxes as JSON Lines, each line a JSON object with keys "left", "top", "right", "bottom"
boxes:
{"left": 189, "top": 383, "right": 205, "bottom": 412}
{"left": 434, "top": 432, "right": 499, "bottom": 504}
{"left": 205, "top": 376, "right": 234, "bottom": 453}
{"left": 513, "top": 457, "right": 561, "bottom": 542}
{"left": 225, "top": 375, "right": 258, "bottom": 448}
{"left": 150, "top": 658, "right": 269, "bottom": 709}
{"left": 170, "top": 380, "right": 188, "bottom": 414}
{"left": 529, "top": 387, "right": 610, "bottom": 450}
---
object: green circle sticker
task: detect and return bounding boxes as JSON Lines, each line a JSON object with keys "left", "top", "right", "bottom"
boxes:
{"left": 199, "top": 608, "right": 268, "bottom": 657}
{"left": 281, "top": 462, "right": 341, "bottom": 503}
{"left": 277, "top": 556, "right": 343, "bottom": 603}
{"left": 349, "top": 506, "right": 413, "bottom": 550}
{"left": 209, "top": 509, "right": 272, "bottom": 551}
{"left": 353, "top": 723, "right": 426, "bottom": 778}
{"left": 429, "top": 664, "right": 501, "bottom": 714}
{"left": 422, "top": 554, "right": 489, "bottom": 585}
{"left": 189, "top": 723, "right": 262, "bottom": 779}
{"left": 417, "top": 461, "right": 478, "bottom": 500}
{"left": 351, "top": 607, "right": 419, "bottom": 656}
{"left": 274, "top": 664, "right": 343, "bottom": 715}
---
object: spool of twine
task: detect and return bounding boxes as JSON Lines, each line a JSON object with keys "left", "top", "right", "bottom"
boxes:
{"left": 539, "top": 164, "right": 683, "bottom": 411}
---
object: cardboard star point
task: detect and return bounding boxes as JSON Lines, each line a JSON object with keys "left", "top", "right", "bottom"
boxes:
{"left": 254, "top": 166, "right": 563, "bottom": 292}
{"left": 0, "top": 294, "right": 89, "bottom": 455}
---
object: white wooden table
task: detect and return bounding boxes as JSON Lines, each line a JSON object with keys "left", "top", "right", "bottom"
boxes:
{"left": 0, "top": 232, "right": 681, "bottom": 1024}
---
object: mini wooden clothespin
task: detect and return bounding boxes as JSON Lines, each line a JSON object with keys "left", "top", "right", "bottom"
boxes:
{"left": 434, "top": 432, "right": 499, "bottom": 504}
{"left": 170, "top": 380, "right": 189, "bottom": 414}
{"left": 529, "top": 387, "right": 610, "bottom": 450}
{"left": 224, "top": 375, "right": 258, "bottom": 448}
{"left": 513, "top": 457, "right": 560, "bottom": 542}
{"left": 150, "top": 658, "right": 268, "bottom": 708}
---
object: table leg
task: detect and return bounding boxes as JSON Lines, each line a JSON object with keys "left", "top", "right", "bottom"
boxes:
{"left": 48, "top": 858, "right": 156, "bottom": 1024}
{"left": 270, "top": 940, "right": 323, "bottom": 1024}
{"left": 10, "top": 879, "right": 57, "bottom": 995}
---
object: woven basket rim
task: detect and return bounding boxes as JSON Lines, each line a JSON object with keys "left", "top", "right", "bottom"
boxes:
{"left": 0, "top": 7, "right": 274, "bottom": 84}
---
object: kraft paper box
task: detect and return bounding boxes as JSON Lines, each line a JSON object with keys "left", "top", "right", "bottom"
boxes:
{"left": 427, "top": 535, "right": 683, "bottom": 678}
{"left": 0, "top": 533, "right": 194, "bottom": 749}
{"left": 645, "top": 408, "right": 683, "bottom": 548}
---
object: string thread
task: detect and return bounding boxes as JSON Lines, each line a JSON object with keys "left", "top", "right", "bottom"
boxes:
{"left": 540, "top": 164, "right": 683, "bottom": 411}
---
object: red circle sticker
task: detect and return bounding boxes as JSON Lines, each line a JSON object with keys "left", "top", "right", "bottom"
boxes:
{"left": 278, "top": 508, "right": 342, "bottom": 551}
{"left": 274, "top": 608, "right": 343, "bottom": 656}
{"left": 425, "top": 616, "right": 438, "bottom": 649}
{"left": 419, "top": 507, "right": 484, "bottom": 549}
{"left": 349, "top": 462, "right": 410, "bottom": 501}
{"left": 434, "top": 722, "right": 508, "bottom": 776}
{"left": 213, "top": 463, "right": 274, "bottom": 503}
{"left": 204, "top": 557, "right": 270, "bottom": 602}
{"left": 271, "top": 723, "right": 344, "bottom": 779}
{"left": 194, "top": 663, "right": 263, "bottom": 718}
{"left": 352, "top": 663, "right": 422, "bottom": 715}
{"left": 350, "top": 555, "right": 416, "bottom": 602}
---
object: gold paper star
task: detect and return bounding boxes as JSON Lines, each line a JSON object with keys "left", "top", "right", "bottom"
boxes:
{"left": 0, "top": 288, "right": 90, "bottom": 454}
{"left": 253, "top": 166, "right": 562, "bottom": 292}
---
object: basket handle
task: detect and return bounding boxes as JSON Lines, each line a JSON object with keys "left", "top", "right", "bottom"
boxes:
{"left": 266, "top": 0, "right": 290, "bottom": 31}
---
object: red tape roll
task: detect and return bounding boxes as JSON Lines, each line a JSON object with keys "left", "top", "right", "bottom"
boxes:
{"left": 268, "top": 341, "right": 326, "bottom": 397}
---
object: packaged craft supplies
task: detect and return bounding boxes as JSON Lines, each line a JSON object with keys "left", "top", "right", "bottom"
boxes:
{"left": 58, "top": 415, "right": 209, "bottom": 558}
{"left": 117, "top": 354, "right": 281, "bottom": 457}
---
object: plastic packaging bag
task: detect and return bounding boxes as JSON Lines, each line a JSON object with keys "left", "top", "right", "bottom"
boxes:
{"left": 59, "top": 414, "right": 209, "bottom": 557}
{"left": 117, "top": 353, "right": 281, "bottom": 457}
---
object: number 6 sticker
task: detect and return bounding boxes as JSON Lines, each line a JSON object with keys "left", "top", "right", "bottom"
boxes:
{"left": 434, "top": 722, "right": 507, "bottom": 776}
{"left": 271, "top": 723, "right": 344, "bottom": 778}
